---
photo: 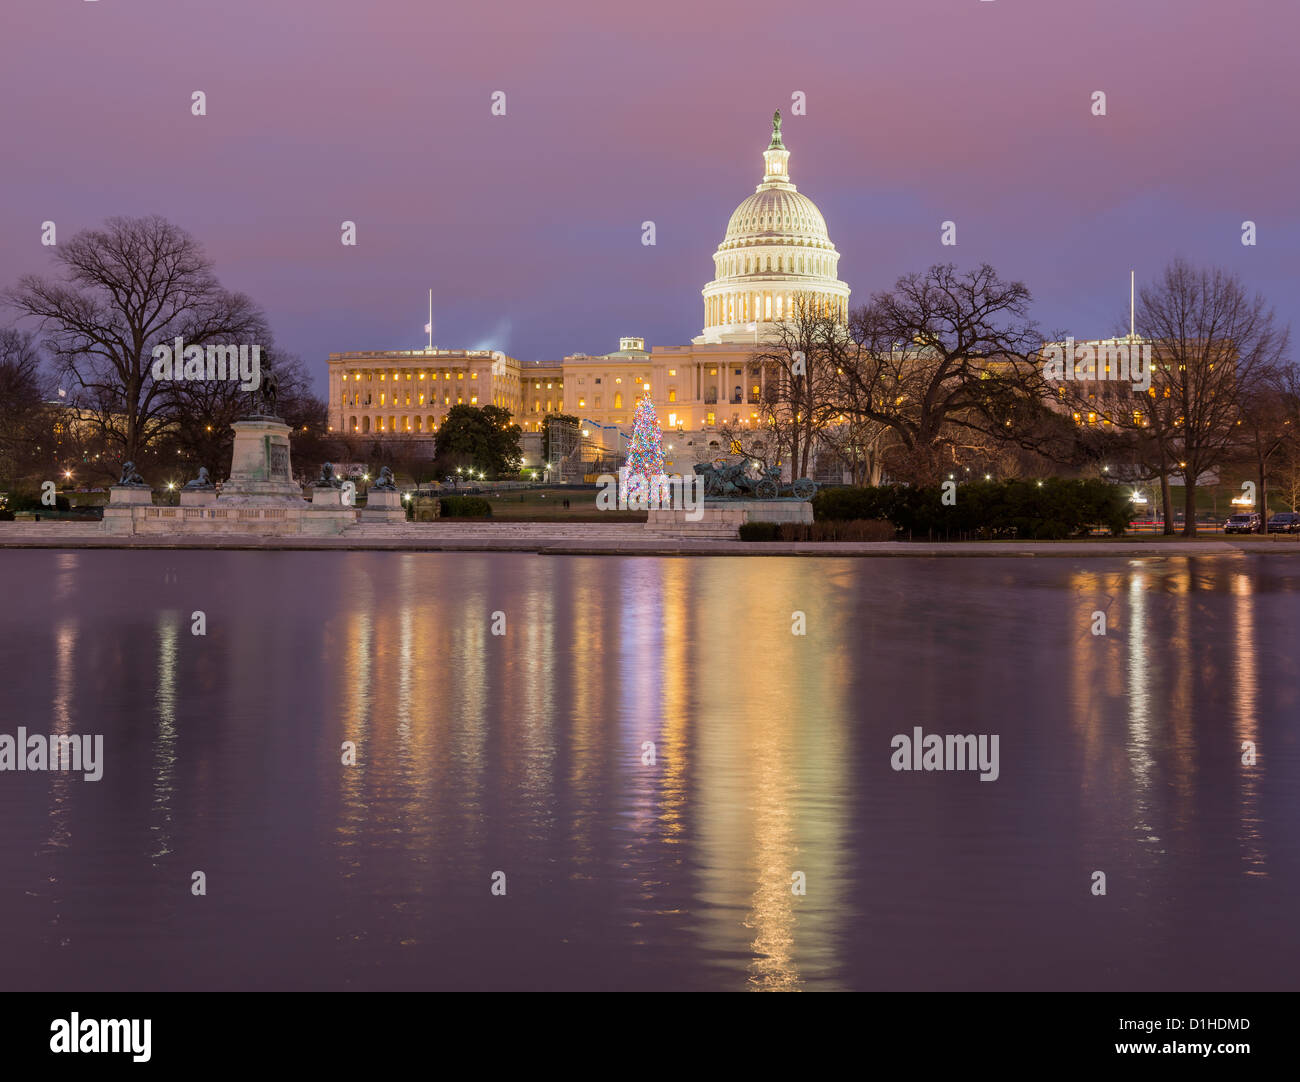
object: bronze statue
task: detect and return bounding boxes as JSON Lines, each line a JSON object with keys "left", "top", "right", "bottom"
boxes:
{"left": 118, "top": 461, "right": 147, "bottom": 487}
{"left": 692, "top": 458, "right": 816, "bottom": 500}
{"left": 315, "top": 461, "right": 340, "bottom": 488}
{"left": 259, "top": 362, "right": 279, "bottom": 416}
{"left": 183, "top": 467, "right": 214, "bottom": 490}
{"left": 372, "top": 466, "right": 396, "bottom": 491}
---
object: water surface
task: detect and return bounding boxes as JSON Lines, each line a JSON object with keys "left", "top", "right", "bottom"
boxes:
{"left": 0, "top": 550, "right": 1296, "bottom": 990}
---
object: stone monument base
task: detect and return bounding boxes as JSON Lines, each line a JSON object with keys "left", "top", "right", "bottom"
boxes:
{"left": 221, "top": 418, "right": 301, "bottom": 501}
{"left": 179, "top": 489, "right": 216, "bottom": 506}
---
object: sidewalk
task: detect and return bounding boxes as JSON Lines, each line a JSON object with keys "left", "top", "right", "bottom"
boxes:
{"left": 2, "top": 520, "right": 1296, "bottom": 556}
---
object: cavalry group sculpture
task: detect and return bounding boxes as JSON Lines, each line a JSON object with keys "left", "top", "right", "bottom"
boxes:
{"left": 692, "top": 459, "right": 816, "bottom": 501}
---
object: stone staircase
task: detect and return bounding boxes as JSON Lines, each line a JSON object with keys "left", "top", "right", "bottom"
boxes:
{"left": 644, "top": 520, "right": 738, "bottom": 539}
{"left": 340, "top": 521, "right": 650, "bottom": 542}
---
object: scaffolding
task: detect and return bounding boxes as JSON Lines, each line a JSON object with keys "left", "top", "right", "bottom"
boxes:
{"left": 547, "top": 418, "right": 626, "bottom": 481}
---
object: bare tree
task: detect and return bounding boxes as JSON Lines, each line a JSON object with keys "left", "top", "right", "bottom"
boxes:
{"left": 5, "top": 216, "right": 268, "bottom": 465}
{"left": 1052, "top": 341, "right": 1183, "bottom": 534}
{"left": 1276, "top": 438, "right": 1300, "bottom": 512}
{"left": 817, "top": 415, "right": 891, "bottom": 485}
{"left": 750, "top": 294, "right": 845, "bottom": 479}
{"left": 1235, "top": 362, "right": 1297, "bottom": 530}
{"left": 0, "top": 329, "right": 51, "bottom": 490}
{"left": 1136, "top": 260, "right": 1290, "bottom": 536}
{"left": 835, "top": 264, "right": 1053, "bottom": 485}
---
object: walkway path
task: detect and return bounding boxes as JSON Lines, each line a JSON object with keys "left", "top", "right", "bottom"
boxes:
{"left": 2, "top": 520, "right": 1298, "bottom": 556}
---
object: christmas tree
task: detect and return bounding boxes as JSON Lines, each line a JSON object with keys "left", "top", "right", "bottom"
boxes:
{"left": 624, "top": 392, "right": 668, "bottom": 505}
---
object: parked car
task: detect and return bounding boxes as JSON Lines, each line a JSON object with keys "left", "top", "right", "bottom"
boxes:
{"left": 1224, "top": 512, "right": 1262, "bottom": 534}
{"left": 1267, "top": 511, "right": 1300, "bottom": 534}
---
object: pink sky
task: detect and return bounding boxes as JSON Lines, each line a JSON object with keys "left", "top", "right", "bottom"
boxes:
{"left": 2, "top": 0, "right": 1296, "bottom": 392}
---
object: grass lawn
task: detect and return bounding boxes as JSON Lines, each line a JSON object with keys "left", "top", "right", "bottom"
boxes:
{"left": 475, "top": 486, "right": 645, "bottom": 522}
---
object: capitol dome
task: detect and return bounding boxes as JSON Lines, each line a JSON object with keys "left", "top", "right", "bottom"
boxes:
{"left": 696, "top": 111, "right": 850, "bottom": 345}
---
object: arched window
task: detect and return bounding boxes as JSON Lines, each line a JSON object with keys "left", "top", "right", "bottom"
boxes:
{"left": 614, "top": 393, "right": 623, "bottom": 409}
{"left": 362, "top": 416, "right": 371, "bottom": 433}
{"left": 349, "top": 416, "right": 358, "bottom": 432}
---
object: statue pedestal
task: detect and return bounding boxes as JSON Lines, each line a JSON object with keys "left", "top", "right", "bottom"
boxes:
{"left": 220, "top": 418, "right": 302, "bottom": 502}
{"left": 644, "top": 499, "right": 812, "bottom": 540}
{"left": 361, "top": 489, "right": 406, "bottom": 524}
{"left": 102, "top": 484, "right": 152, "bottom": 534}
{"left": 302, "top": 485, "right": 357, "bottom": 535}
{"left": 180, "top": 489, "right": 216, "bottom": 506}
{"left": 108, "top": 485, "right": 153, "bottom": 505}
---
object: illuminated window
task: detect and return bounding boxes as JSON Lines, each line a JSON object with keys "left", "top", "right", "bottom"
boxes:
{"left": 578, "top": 398, "right": 586, "bottom": 408}
{"left": 669, "top": 369, "right": 676, "bottom": 376}
{"left": 706, "top": 412, "right": 715, "bottom": 425}
{"left": 668, "top": 389, "right": 676, "bottom": 402}
{"left": 614, "top": 393, "right": 623, "bottom": 408}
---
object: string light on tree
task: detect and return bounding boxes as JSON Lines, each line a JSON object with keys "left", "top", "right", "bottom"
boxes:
{"left": 624, "top": 391, "right": 668, "bottom": 505}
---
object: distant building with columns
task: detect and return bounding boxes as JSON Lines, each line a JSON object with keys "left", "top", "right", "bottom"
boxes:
{"left": 325, "top": 112, "right": 853, "bottom": 477}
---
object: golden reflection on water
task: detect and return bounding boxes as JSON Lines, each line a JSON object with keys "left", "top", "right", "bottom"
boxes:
{"left": 324, "top": 556, "right": 853, "bottom": 988}
{"left": 150, "top": 613, "right": 179, "bottom": 860}
{"left": 45, "top": 618, "right": 79, "bottom": 859}
{"left": 1232, "top": 571, "right": 1266, "bottom": 876}
{"left": 1068, "top": 560, "right": 1267, "bottom": 875}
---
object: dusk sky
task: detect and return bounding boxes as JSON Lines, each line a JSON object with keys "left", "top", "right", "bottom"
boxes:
{"left": 3, "top": 0, "right": 1296, "bottom": 396}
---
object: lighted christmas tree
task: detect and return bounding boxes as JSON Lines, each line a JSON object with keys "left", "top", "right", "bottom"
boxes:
{"left": 624, "top": 392, "right": 668, "bottom": 505}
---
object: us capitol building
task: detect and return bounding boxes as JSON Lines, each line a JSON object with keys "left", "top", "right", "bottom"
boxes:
{"left": 326, "top": 112, "right": 852, "bottom": 478}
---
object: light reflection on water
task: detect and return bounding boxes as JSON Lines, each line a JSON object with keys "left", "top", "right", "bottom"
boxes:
{"left": 0, "top": 551, "right": 1297, "bottom": 991}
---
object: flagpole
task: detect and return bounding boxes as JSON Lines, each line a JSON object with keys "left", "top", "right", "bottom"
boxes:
{"left": 1129, "top": 270, "right": 1134, "bottom": 342}
{"left": 428, "top": 289, "right": 433, "bottom": 351}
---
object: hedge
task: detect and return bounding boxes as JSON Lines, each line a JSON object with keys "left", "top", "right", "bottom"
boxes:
{"left": 812, "top": 479, "right": 1130, "bottom": 540}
